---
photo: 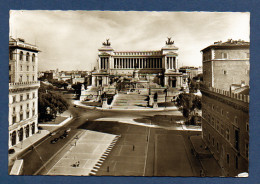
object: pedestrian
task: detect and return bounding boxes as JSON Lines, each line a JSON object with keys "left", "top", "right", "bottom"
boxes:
{"left": 133, "top": 145, "right": 135, "bottom": 151}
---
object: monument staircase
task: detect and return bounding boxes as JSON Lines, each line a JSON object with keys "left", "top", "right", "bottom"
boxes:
{"left": 111, "top": 93, "right": 148, "bottom": 109}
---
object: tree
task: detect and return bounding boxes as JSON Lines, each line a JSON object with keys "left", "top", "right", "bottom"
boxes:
{"left": 72, "top": 83, "right": 83, "bottom": 96}
{"left": 38, "top": 84, "right": 69, "bottom": 122}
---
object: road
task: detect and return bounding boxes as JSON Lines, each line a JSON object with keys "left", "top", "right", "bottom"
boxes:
{"left": 18, "top": 93, "right": 204, "bottom": 176}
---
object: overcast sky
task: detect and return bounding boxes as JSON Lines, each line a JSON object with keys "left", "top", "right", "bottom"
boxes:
{"left": 10, "top": 11, "right": 250, "bottom": 71}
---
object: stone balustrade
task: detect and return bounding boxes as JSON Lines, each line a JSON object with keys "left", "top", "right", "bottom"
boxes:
{"left": 202, "top": 85, "right": 250, "bottom": 103}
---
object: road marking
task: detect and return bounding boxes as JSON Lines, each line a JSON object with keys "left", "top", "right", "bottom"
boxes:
{"left": 143, "top": 125, "right": 151, "bottom": 176}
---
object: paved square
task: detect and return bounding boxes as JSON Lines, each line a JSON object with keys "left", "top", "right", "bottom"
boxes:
{"left": 46, "top": 130, "right": 118, "bottom": 176}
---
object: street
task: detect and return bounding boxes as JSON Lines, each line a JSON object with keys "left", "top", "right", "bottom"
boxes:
{"left": 17, "top": 93, "right": 204, "bottom": 176}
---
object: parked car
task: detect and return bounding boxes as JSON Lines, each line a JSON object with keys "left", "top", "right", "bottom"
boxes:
{"left": 50, "top": 138, "right": 59, "bottom": 144}
{"left": 64, "top": 128, "right": 71, "bottom": 133}
{"left": 60, "top": 133, "right": 68, "bottom": 139}
{"left": 49, "top": 132, "right": 57, "bottom": 136}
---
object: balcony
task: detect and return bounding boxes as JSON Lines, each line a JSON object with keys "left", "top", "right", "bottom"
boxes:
{"left": 9, "top": 81, "right": 40, "bottom": 90}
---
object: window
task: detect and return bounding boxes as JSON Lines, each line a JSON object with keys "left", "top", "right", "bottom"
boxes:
{"left": 19, "top": 75, "right": 23, "bottom": 82}
{"left": 9, "top": 65, "right": 11, "bottom": 71}
{"left": 20, "top": 113, "right": 23, "bottom": 121}
{"left": 20, "top": 95, "right": 23, "bottom": 101}
{"left": 27, "top": 93, "right": 30, "bottom": 100}
{"left": 27, "top": 112, "right": 29, "bottom": 119}
{"left": 223, "top": 70, "right": 227, "bottom": 75}
{"left": 32, "top": 54, "right": 35, "bottom": 62}
{"left": 20, "top": 51, "right": 23, "bottom": 60}
{"left": 12, "top": 116, "right": 16, "bottom": 124}
{"left": 27, "top": 103, "right": 29, "bottom": 109}
{"left": 234, "top": 116, "right": 238, "bottom": 124}
{"left": 226, "top": 129, "right": 230, "bottom": 141}
{"left": 221, "top": 109, "right": 224, "bottom": 116}
{"left": 33, "top": 75, "right": 35, "bottom": 81}
{"left": 216, "top": 121, "right": 220, "bottom": 131}
{"left": 20, "top": 105, "right": 23, "bottom": 111}
{"left": 223, "top": 53, "right": 228, "bottom": 59}
{"left": 27, "top": 75, "right": 29, "bottom": 82}
{"left": 212, "top": 138, "right": 215, "bottom": 146}
{"left": 12, "top": 96, "right": 16, "bottom": 103}
{"left": 211, "top": 117, "right": 215, "bottom": 127}
{"left": 27, "top": 66, "right": 29, "bottom": 71}
{"left": 33, "top": 102, "right": 35, "bottom": 107}
{"left": 26, "top": 52, "right": 30, "bottom": 61}
{"left": 13, "top": 107, "right": 16, "bottom": 113}
{"left": 33, "top": 92, "right": 35, "bottom": 98}
{"left": 246, "top": 121, "right": 249, "bottom": 132}
{"left": 32, "top": 110, "right": 35, "bottom": 116}
{"left": 20, "top": 65, "right": 23, "bottom": 71}
{"left": 33, "top": 66, "right": 35, "bottom": 71}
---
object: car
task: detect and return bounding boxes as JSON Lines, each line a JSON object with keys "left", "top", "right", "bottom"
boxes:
{"left": 60, "top": 135, "right": 66, "bottom": 139}
{"left": 64, "top": 128, "right": 71, "bottom": 133}
{"left": 49, "top": 132, "right": 57, "bottom": 136}
{"left": 50, "top": 138, "right": 59, "bottom": 144}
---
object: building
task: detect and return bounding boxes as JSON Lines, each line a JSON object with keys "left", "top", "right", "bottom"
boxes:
{"left": 201, "top": 39, "right": 249, "bottom": 176}
{"left": 91, "top": 38, "right": 183, "bottom": 88}
{"left": 9, "top": 37, "right": 40, "bottom": 148}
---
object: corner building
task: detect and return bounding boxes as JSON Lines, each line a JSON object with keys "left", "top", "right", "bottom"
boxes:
{"left": 92, "top": 38, "right": 183, "bottom": 88}
{"left": 201, "top": 40, "right": 249, "bottom": 176}
{"left": 9, "top": 37, "right": 40, "bottom": 148}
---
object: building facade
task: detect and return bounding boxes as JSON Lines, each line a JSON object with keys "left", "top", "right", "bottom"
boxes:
{"left": 201, "top": 39, "right": 249, "bottom": 176}
{"left": 9, "top": 37, "right": 40, "bottom": 148}
{"left": 92, "top": 38, "right": 183, "bottom": 88}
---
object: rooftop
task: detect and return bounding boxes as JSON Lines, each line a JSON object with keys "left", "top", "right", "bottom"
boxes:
{"left": 201, "top": 39, "right": 250, "bottom": 52}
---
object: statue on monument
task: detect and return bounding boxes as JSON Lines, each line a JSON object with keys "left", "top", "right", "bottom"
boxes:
{"left": 166, "top": 37, "right": 174, "bottom": 45}
{"left": 103, "top": 39, "right": 111, "bottom": 46}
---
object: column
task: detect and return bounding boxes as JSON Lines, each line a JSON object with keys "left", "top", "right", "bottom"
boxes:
{"left": 173, "top": 57, "right": 176, "bottom": 69}
{"left": 164, "top": 76, "right": 169, "bottom": 87}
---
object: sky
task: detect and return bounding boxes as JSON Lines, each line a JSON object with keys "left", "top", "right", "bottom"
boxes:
{"left": 10, "top": 11, "right": 250, "bottom": 71}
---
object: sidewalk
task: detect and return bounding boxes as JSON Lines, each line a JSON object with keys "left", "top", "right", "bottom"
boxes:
{"left": 45, "top": 130, "right": 119, "bottom": 176}
{"left": 190, "top": 135, "right": 222, "bottom": 176}
{"left": 74, "top": 100, "right": 178, "bottom": 111}
{"left": 9, "top": 130, "right": 50, "bottom": 167}
{"left": 39, "top": 110, "right": 73, "bottom": 132}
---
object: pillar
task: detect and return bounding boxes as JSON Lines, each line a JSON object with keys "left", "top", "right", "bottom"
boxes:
{"left": 164, "top": 76, "right": 169, "bottom": 87}
{"left": 92, "top": 76, "right": 96, "bottom": 86}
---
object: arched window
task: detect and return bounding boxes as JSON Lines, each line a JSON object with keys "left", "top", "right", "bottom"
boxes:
{"left": 25, "top": 125, "right": 30, "bottom": 138}
{"left": 20, "top": 51, "right": 24, "bottom": 61}
{"left": 18, "top": 128, "right": 23, "bottom": 142}
{"left": 32, "top": 54, "right": 35, "bottom": 62}
{"left": 11, "top": 131, "right": 16, "bottom": 146}
{"left": 26, "top": 52, "right": 30, "bottom": 61}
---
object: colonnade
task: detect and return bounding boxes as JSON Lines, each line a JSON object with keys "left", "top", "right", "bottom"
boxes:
{"left": 100, "top": 57, "right": 109, "bottom": 69}
{"left": 166, "top": 57, "right": 176, "bottom": 69}
{"left": 113, "top": 58, "right": 162, "bottom": 69}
